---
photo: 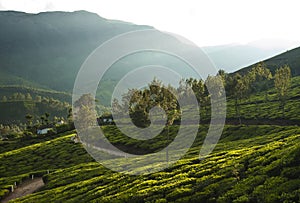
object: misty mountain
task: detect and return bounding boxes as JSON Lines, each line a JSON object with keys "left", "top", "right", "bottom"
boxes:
{"left": 202, "top": 39, "right": 300, "bottom": 72}
{"left": 0, "top": 10, "right": 299, "bottom": 94}
{"left": 0, "top": 10, "right": 152, "bottom": 91}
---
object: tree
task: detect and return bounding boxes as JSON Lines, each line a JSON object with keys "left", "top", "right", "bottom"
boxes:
{"left": 122, "top": 79, "right": 180, "bottom": 166}
{"left": 53, "top": 116, "right": 59, "bottom": 123}
{"left": 185, "top": 78, "right": 208, "bottom": 119}
{"left": 227, "top": 73, "right": 249, "bottom": 124}
{"left": 40, "top": 115, "right": 45, "bottom": 125}
{"left": 45, "top": 112, "right": 50, "bottom": 125}
{"left": 12, "top": 93, "right": 18, "bottom": 101}
{"left": 159, "top": 88, "right": 178, "bottom": 167}
{"left": 25, "top": 93, "right": 33, "bottom": 101}
{"left": 147, "top": 80, "right": 179, "bottom": 167}
{"left": 74, "top": 94, "right": 97, "bottom": 131}
{"left": 25, "top": 114, "right": 33, "bottom": 128}
{"left": 205, "top": 75, "right": 225, "bottom": 119}
{"left": 178, "top": 79, "right": 194, "bottom": 105}
{"left": 2, "top": 96, "right": 7, "bottom": 102}
{"left": 67, "top": 108, "right": 73, "bottom": 123}
{"left": 17, "top": 93, "right": 25, "bottom": 100}
{"left": 217, "top": 69, "right": 227, "bottom": 87}
{"left": 274, "top": 65, "right": 291, "bottom": 118}
{"left": 249, "top": 63, "right": 272, "bottom": 101}
{"left": 35, "top": 95, "right": 42, "bottom": 102}
{"left": 112, "top": 98, "right": 123, "bottom": 115}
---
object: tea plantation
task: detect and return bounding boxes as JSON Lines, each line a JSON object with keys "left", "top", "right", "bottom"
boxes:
{"left": 0, "top": 124, "right": 299, "bottom": 202}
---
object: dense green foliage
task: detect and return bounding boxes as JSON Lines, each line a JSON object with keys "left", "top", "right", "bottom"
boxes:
{"left": 2, "top": 66, "right": 298, "bottom": 202}
{"left": 0, "top": 86, "right": 72, "bottom": 124}
{"left": 1, "top": 56, "right": 300, "bottom": 203}
{"left": 107, "top": 66, "right": 298, "bottom": 128}
{"left": 0, "top": 96, "right": 70, "bottom": 124}
{"left": 0, "top": 125, "right": 299, "bottom": 202}
{"left": 0, "top": 86, "right": 71, "bottom": 102}
{"left": 1, "top": 10, "right": 300, "bottom": 203}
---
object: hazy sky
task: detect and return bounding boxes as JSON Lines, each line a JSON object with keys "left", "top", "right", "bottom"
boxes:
{"left": 1, "top": 0, "right": 300, "bottom": 47}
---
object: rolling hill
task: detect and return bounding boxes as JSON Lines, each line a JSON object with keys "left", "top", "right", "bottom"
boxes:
{"left": 0, "top": 125, "right": 299, "bottom": 202}
{"left": 0, "top": 9, "right": 300, "bottom": 203}
{"left": 235, "top": 46, "right": 300, "bottom": 76}
{"left": 0, "top": 10, "right": 153, "bottom": 92}
{"left": 1, "top": 70, "right": 300, "bottom": 202}
{"left": 1, "top": 10, "right": 298, "bottom": 94}
{"left": 202, "top": 39, "right": 298, "bottom": 72}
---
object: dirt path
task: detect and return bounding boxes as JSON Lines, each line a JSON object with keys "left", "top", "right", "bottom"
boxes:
{"left": 1, "top": 178, "right": 44, "bottom": 203}
{"left": 115, "top": 118, "right": 299, "bottom": 126}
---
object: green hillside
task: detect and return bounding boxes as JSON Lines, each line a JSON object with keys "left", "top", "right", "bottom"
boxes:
{"left": 0, "top": 86, "right": 71, "bottom": 124}
{"left": 236, "top": 47, "right": 300, "bottom": 76}
{"left": 0, "top": 100, "right": 69, "bottom": 124}
{"left": 0, "top": 10, "right": 152, "bottom": 91}
{"left": 0, "top": 86, "right": 71, "bottom": 102}
{"left": 0, "top": 125, "right": 299, "bottom": 202}
{"left": 0, "top": 71, "right": 47, "bottom": 89}
{"left": 1, "top": 10, "right": 300, "bottom": 203}
{"left": 2, "top": 10, "right": 296, "bottom": 96}
{"left": 1, "top": 74, "right": 300, "bottom": 201}
{"left": 223, "top": 75, "right": 300, "bottom": 122}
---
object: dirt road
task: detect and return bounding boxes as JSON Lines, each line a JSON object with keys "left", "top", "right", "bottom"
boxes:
{"left": 1, "top": 178, "right": 44, "bottom": 203}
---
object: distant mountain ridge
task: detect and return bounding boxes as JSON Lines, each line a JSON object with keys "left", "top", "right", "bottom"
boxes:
{"left": 0, "top": 10, "right": 300, "bottom": 95}
{"left": 0, "top": 10, "right": 152, "bottom": 91}
{"left": 202, "top": 39, "right": 300, "bottom": 72}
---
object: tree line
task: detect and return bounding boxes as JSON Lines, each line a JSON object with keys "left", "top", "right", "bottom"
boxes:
{"left": 109, "top": 63, "right": 291, "bottom": 125}
{"left": 72, "top": 63, "right": 292, "bottom": 130}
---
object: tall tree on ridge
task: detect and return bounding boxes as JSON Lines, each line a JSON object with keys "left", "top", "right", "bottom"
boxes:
{"left": 274, "top": 65, "right": 291, "bottom": 118}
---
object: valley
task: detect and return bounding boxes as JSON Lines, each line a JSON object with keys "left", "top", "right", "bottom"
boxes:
{"left": 0, "top": 10, "right": 299, "bottom": 203}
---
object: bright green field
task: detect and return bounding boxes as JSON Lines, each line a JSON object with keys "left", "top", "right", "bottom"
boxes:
{"left": 1, "top": 76, "right": 300, "bottom": 203}
{"left": 0, "top": 124, "right": 299, "bottom": 203}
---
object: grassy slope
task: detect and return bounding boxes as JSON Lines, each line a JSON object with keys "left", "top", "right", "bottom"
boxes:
{"left": 0, "top": 125, "right": 299, "bottom": 203}
{"left": 0, "top": 85, "right": 71, "bottom": 103}
{"left": 0, "top": 86, "right": 71, "bottom": 124}
{"left": 201, "top": 76, "right": 300, "bottom": 122}
{"left": 0, "top": 78, "right": 299, "bottom": 203}
{"left": 0, "top": 70, "right": 48, "bottom": 89}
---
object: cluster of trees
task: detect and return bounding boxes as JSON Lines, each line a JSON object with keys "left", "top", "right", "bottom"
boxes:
{"left": 1, "top": 92, "right": 33, "bottom": 102}
{"left": 0, "top": 92, "right": 71, "bottom": 125}
{"left": 0, "top": 106, "right": 73, "bottom": 140}
{"left": 115, "top": 79, "right": 181, "bottom": 127}
{"left": 274, "top": 65, "right": 292, "bottom": 117}
{"left": 25, "top": 108, "right": 73, "bottom": 128}
{"left": 1, "top": 93, "right": 70, "bottom": 108}
{"left": 24, "top": 112, "right": 56, "bottom": 127}
{"left": 20, "top": 109, "right": 75, "bottom": 139}
{"left": 108, "top": 63, "right": 291, "bottom": 124}
{"left": 0, "top": 124, "right": 24, "bottom": 139}
{"left": 52, "top": 63, "right": 293, "bottom": 134}
{"left": 109, "top": 77, "right": 223, "bottom": 125}
{"left": 224, "top": 63, "right": 291, "bottom": 121}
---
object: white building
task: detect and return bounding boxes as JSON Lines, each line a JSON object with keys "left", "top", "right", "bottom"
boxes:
{"left": 37, "top": 128, "right": 52, "bottom": 135}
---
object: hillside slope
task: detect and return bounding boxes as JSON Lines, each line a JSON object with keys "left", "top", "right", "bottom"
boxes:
{"left": 236, "top": 47, "right": 300, "bottom": 76}
{"left": 0, "top": 125, "right": 299, "bottom": 203}
{"left": 1, "top": 10, "right": 298, "bottom": 93}
{"left": 0, "top": 10, "right": 152, "bottom": 91}
{"left": 1, "top": 75, "right": 300, "bottom": 202}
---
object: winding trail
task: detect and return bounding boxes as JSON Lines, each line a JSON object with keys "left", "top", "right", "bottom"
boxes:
{"left": 1, "top": 178, "right": 44, "bottom": 203}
